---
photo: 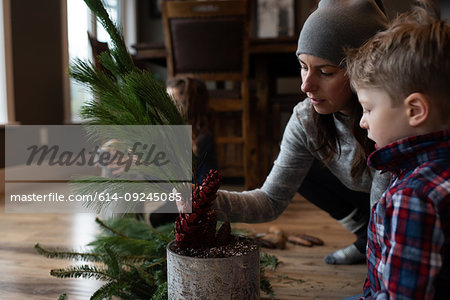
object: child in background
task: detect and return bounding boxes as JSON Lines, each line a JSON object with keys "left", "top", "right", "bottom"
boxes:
{"left": 346, "top": 1, "right": 450, "bottom": 298}
{"left": 149, "top": 76, "right": 218, "bottom": 227}
{"left": 166, "top": 76, "right": 218, "bottom": 185}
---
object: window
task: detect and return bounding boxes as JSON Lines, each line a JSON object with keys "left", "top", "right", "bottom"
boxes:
{"left": 0, "top": 0, "right": 8, "bottom": 123}
{"left": 67, "top": 0, "right": 122, "bottom": 123}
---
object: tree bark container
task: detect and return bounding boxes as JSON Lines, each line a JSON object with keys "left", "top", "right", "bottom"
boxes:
{"left": 166, "top": 240, "right": 260, "bottom": 300}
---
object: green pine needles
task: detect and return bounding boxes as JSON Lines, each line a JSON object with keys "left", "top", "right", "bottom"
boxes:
{"left": 36, "top": 217, "right": 279, "bottom": 299}
{"left": 36, "top": 1, "right": 280, "bottom": 299}
{"left": 69, "top": 0, "right": 190, "bottom": 215}
{"left": 70, "top": 0, "right": 184, "bottom": 126}
{"left": 36, "top": 217, "right": 172, "bottom": 300}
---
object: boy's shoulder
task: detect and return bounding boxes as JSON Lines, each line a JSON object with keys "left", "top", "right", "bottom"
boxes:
{"left": 387, "top": 158, "right": 450, "bottom": 208}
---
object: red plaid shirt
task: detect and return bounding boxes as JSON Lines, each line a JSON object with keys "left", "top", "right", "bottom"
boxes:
{"left": 363, "top": 129, "right": 450, "bottom": 300}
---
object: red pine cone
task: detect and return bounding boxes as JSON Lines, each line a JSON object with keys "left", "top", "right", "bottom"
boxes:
{"left": 174, "top": 169, "right": 222, "bottom": 249}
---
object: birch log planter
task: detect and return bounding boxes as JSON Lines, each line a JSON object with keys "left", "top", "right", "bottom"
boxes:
{"left": 166, "top": 240, "right": 260, "bottom": 300}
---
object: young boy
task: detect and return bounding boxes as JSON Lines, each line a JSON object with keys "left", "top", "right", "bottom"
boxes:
{"left": 346, "top": 1, "right": 450, "bottom": 299}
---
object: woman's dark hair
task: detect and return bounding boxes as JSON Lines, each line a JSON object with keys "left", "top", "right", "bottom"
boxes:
{"left": 312, "top": 92, "right": 375, "bottom": 178}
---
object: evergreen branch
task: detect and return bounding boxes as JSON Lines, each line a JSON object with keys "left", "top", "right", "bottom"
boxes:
{"left": 152, "top": 222, "right": 175, "bottom": 236}
{"left": 50, "top": 0, "right": 281, "bottom": 296}
{"left": 57, "top": 293, "right": 68, "bottom": 300}
{"left": 117, "top": 254, "right": 160, "bottom": 264}
{"left": 123, "top": 71, "right": 184, "bottom": 124}
{"left": 50, "top": 265, "right": 114, "bottom": 281}
{"left": 260, "top": 275, "right": 275, "bottom": 300}
{"left": 69, "top": 59, "right": 140, "bottom": 125}
{"left": 96, "top": 217, "right": 129, "bottom": 238}
{"left": 275, "top": 274, "right": 306, "bottom": 285}
{"left": 96, "top": 216, "right": 173, "bottom": 242}
{"left": 261, "top": 253, "right": 280, "bottom": 271}
{"left": 151, "top": 282, "right": 168, "bottom": 300}
{"left": 98, "top": 51, "right": 123, "bottom": 78}
{"left": 89, "top": 235, "right": 162, "bottom": 257}
{"left": 99, "top": 216, "right": 154, "bottom": 238}
{"left": 121, "top": 263, "right": 166, "bottom": 297}
{"left": 35, "top": 242, "right": 158, "bottom": 265}
{"left": 259, "top": 253, "right": 279, "bottom": 298}
{"left": 34, "top": 244, "right": 103, "bottom": 263}
{"left": 141, "top": 257, "right": 166, "bottom": 269}
{"left": 70, "top": 0, "right": 190, "bottom": 216}
{"left": 83, "top": 0, "right": 134, "bottom": 73}
{"left": 90, "top": 281, "right": 127, "bottom": 300}
{"left": 103, "top": 243, "right": 122, "bottom": 280}
{"left": 126, "top": 264, "right": 156, "bottom": 288}
{"left": 69, "top": 58, "right": 118, "bottom": 95}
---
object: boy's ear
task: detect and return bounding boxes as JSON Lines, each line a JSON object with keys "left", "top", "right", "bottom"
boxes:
{"left": 404, "top": 92, "right": 430, "bottom": 127}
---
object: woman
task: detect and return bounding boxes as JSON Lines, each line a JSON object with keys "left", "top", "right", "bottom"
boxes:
{"left": 214, "top": 0, "right": 390, "bottom": 265}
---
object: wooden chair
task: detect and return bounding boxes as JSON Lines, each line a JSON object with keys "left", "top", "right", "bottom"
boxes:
{"left": 88, "top": 32, "right": 148, "bottom": 71}
{"left": 161, "top": 0, "right": 257, "bottom": 188}
{"left": 87, "top": 32, "right": 110, "bottom": 71}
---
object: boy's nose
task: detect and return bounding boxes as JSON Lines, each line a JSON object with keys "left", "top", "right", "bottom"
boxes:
{"left": 359, "top": 116, "right": 368, "bottom": 129}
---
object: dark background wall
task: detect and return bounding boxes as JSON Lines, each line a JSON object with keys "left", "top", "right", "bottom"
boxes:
{"left": 441, "top": 0, "right": 450, "bottom": 19}
{"left": 5, "top": 0, "right": 445, "bottom": 128}
{"left": 1, "top": 0, "right": 449, "bottom": 169}
{"left": 5, "top": 0, "right": 448, "bottom": 126}
{"left": 2, "top": 0, "right": 65, "bottom": 168}
{"left": 10, "top": 0, "right": 65, "bottom": 125}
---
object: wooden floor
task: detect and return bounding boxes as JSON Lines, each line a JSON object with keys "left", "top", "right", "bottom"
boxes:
{"left": 0, "top": 186, "right": 366, "bottom": 300}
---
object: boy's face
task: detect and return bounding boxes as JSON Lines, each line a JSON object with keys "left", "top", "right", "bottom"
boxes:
{"left": 357, "top": 87, "right": 412, "bottom": 148}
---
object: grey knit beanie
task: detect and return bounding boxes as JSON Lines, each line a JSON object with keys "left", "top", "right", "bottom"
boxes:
{"left": 296, "top": 0, "right": 388, "bottom": 66}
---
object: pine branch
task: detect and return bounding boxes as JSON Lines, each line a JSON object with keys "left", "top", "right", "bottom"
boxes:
{"left": 118, "top": 254, "right": 160, "bottom": 264}
{"left": 50, "top": 265, "right": 114, "bottom": 281}
{"left": 97, "top": 50, "right": 124, "bottom": 78}
{"left": 90, "top": 281, "right": 130, "bottom": 300}
{"left": 151, "top": 282, "right": 168, "bottom": 300}
{"left": 96, "top": 217, "right": 129, "bottom": 238}
{"left": 95, "top": 216, "right": 172, "bottom": 242}
{"left": 124, "top": 261, "right": 168, "bottom": 297}
{"left": 45, "top": 1, "right": 279, "bottom": 297}
{"left": 260, "top": 275, "right": 275, "bottom": 300}
{"left": 37, "top": 215, "right": 279, "bottom": 298}
{"left": 69, "top": 0, "right": 189, "bottom": 216}
{"left": 259, "top": 253, "right": 279, "bottom": 298}
{"left": 89, "top": 236, "right": 161, "bottom": 257}
{"left": 126, "top": 264, "right": 156, "bottom": 288}
{"left": 83, "top": 0, "right": 134, "bottom": 74}
{"left": 57, "top": 293, "right": 68, "bottom": 300}
{"left": 34, "top": 243, "right": 103, "bottom": 263}
{"left": 261, "top": 253, "right": 280, "bottom": 271}
{"left": 103, "top": 243, "right": 122, "bottom": 279}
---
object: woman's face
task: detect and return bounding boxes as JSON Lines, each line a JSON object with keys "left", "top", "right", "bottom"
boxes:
{"left": 299, "top": 54, "right": 353, "bottom": 115}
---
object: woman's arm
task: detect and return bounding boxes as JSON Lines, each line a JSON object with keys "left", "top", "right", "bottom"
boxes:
{"left": 370, "top": 171, "right": 391, "bottom": 207}
{"left": 214, "top": 102, "right": 315, "bottom": 223}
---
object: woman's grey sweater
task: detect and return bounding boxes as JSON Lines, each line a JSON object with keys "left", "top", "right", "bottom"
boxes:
{"left": 214, "top": 99, "right": 390, "bottom": 223}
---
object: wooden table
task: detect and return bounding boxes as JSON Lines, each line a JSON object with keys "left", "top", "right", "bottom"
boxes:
{"left": 0, "top": 187, "right": 366, "bottom": 299}
{"left": 132, "top": 37, "right": 300, "bottom": 189}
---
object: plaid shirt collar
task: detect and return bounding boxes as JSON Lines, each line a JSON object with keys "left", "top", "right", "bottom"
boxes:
{"left": 367, "top": 129, "right": 450, "bottom": 174}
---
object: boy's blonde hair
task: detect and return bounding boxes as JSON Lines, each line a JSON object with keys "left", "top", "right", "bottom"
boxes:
{"left": 346, "top": 0, "right": 450, "bottom": 118}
